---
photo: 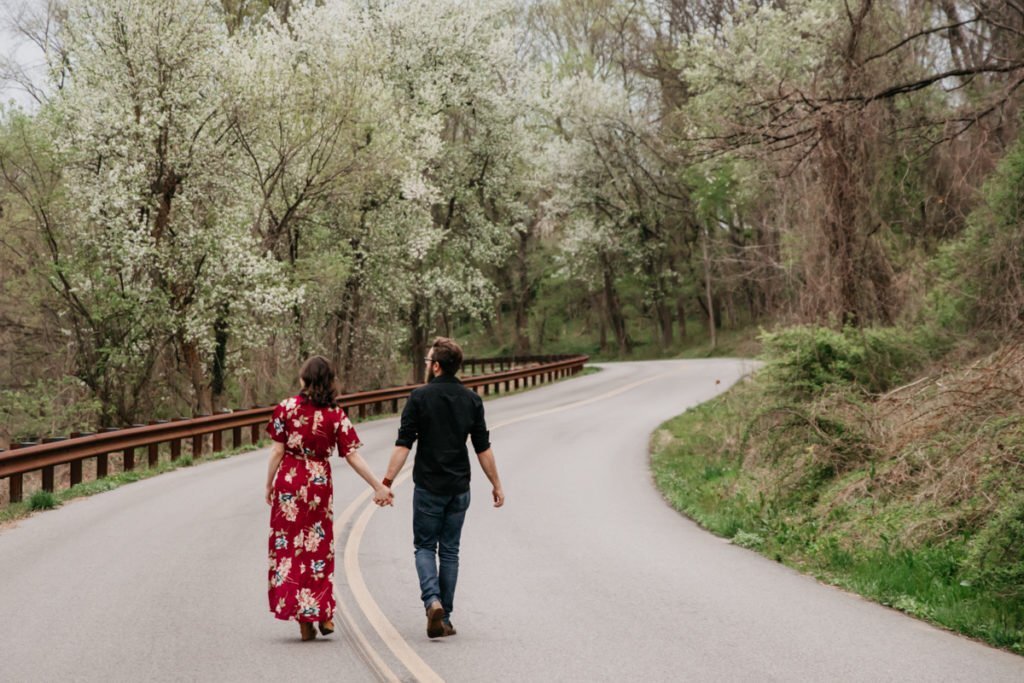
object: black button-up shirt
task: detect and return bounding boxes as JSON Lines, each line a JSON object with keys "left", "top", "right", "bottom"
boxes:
{"left": 395, "top": 374, "right": 491, "bottom": 495}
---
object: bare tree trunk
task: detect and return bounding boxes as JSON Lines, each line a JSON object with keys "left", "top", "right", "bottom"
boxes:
{"left": 656, "top": 290, "right": 674, "bottom": 348}
{"left": 601, "top": 252, "right": 631, "bottom": 355}
{"left": 210, "top": 304, "right": 229, "bottom": 412}
{"left": 676, "top": 297, "right": 687, "bottom": 340}
{"left": 182, "top": 339, "right": 213, "bottom": 416}
{"left": 512, "top": 229, "right": 533, "bottom": 354}
{"left": 409, "top": 295, "right": 430, "bottom": 384}
{"left": 701, "top": 225, "right": 717, "bottom": 350}
{"left": 596, "top": 294, "right": 609, "bottom": 351}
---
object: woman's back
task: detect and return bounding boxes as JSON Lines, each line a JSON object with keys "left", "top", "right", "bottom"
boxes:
{"left": 268, "top": 394, "right": 360, "bottom": 460}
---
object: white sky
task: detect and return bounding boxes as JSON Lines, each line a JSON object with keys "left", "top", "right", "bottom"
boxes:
{"left": 0, "top": 0, "right": 49, "bottom": 111}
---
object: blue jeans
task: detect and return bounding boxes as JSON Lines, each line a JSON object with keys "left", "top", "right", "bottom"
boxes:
{"left": 413, "top": 486, "right": 471, "bottom": 618}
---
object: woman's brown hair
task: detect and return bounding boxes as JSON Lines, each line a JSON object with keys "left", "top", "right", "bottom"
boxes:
{"left": 300, "top": 356, "right": 339, "bottom": 407}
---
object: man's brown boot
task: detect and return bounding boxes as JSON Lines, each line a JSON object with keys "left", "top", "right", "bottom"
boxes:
{"left": 442, "top": 620, "right": 456, "bottom": 637}
{"left": 300, "top": 622, "right": 317, "bottom": 641}
{"left": 426, "top": 600, "right": 445, "bottom": 639}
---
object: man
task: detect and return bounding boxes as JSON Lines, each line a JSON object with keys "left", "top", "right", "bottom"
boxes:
{"left": 382, "top": 337, "right": 505, "bottom": 639}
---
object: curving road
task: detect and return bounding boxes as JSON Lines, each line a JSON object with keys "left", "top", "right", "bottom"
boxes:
{"left": 2, "top": 359, "right": 1022, "bottom": 682}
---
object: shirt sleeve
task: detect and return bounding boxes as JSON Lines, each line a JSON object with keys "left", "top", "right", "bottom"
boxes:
{"left": 469, "top": 397, "right": 491, "bottom": 454}
{"left": 336, "top": 409, "right": 363, "bottom": 458}
{"left": 266, "top": 402, "right": 287, "bottom": 443}
{"left": 395, "top": 394, "right": 419, "bottom": 449}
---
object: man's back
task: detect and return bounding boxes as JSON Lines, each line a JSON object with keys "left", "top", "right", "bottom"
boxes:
{"left": 396, "top": 374, "right": 490, "bottom": 496}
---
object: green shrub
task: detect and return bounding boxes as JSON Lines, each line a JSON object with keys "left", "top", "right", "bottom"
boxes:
{"left": 760, "top": 325, "right": 925, "bottom": 397}
{"left": 28, "top": 490, "right": 59, "bottom": 510}
{"left": 931, "top": 130, "right": 1024, "bottom": 331}
{"left": 964, "top": 494, "right": 1024, "bottom": 599}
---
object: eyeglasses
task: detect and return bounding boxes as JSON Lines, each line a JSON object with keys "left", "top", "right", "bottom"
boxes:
{"left": 423, "top": 357, "right": 434, "bottom": 364}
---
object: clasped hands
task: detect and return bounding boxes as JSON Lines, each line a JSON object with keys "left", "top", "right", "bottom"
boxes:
{"left": 373, "top": 484, "right": 394, "bottom": 507}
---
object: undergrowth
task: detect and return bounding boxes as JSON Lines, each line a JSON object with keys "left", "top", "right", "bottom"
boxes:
{"left": 651, "top": 327, "right": 1024, "bottom": 653}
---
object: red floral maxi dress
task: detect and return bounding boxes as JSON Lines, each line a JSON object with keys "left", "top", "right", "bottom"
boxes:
{"left": 266, "top": 394, "right": 362, "bottom": 623}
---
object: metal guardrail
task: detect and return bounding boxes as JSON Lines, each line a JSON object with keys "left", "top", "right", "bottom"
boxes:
{"left": 0, "top": 354, "right": 588, "bottom": 503}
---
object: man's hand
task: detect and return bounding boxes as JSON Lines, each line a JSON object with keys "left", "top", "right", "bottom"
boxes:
{"left": 492, "top": 487, "right": 505, "bottom": 508}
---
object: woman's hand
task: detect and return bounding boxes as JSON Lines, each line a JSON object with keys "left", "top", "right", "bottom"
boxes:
{"left": 266, "top": 441, "right": 285, "bottom": 507}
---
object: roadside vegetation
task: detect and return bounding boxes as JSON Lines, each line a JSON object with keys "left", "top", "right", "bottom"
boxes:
{"left": 652, "top": 91, "right": 1024, "bottom": 653}
{"left": 652, "top": 327, "right": 1024, "bottom": 653}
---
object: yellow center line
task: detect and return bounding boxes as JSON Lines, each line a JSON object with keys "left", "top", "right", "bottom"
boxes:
{"left": 336, "top": 366, "right": 685, "bottom": 682}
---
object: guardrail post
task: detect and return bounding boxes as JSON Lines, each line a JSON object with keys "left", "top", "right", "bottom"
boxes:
{"left": 250, "top": 408, "right": 261, "bottom": 445}
{"left": 192, "top": 433, "right": 203, "bottom": 459}
{"left": 358, "top": 404, "right": 367, "bottom": 419}
{"left": 41, "top": 437, "right": 67, "bottom": 492}
{"left": 69, "top": 432, "right": 87, "bottom": 486}
{"left": 9, "top": 442, "right": 25, "bottom": 503}
{"left": 124, "top": 425, "right": 144, "bottom": 471}
{"left": 150, "top": 421, "right": 167, "bottom": 467}
{"left": 98, "top": 428, "right": 119, "bottom": 478}
{"left": 169, "top": 418, "right": 185, "bottom": 461}
{"left": 232, "top": 421, "right": 242, "bottom": 450}
{"left": 212, "top": 429, "right": 223, "bottom": 453}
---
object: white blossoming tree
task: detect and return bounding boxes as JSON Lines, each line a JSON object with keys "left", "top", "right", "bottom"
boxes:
{"left": 39, "top": 0, "right": 297, "bottom": 419}
{"left": 354, "top": 0, "right": 534, "bottom": 381}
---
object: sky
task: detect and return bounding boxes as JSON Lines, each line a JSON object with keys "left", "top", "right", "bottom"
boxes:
{"left": 1, "top": 0, "right": 49, "bottom": 111}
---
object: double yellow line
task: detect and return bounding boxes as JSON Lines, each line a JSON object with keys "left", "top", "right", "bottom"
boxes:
{"left": 333, "top": 367, "right": 684, "bottom": 682}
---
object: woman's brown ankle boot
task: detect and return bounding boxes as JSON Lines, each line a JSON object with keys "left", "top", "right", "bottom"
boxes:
{"left": 300, "top": 622, "right": 317, "bottom": 641}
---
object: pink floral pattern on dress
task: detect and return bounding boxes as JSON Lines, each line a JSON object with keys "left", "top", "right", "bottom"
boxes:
{"left": 266, "top": 394, "right": 362, "bottom": 623}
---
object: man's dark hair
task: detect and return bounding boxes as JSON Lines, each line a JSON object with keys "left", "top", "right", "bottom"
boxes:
{"left": 430, "top": 337, "right": 463, "bottom": 375}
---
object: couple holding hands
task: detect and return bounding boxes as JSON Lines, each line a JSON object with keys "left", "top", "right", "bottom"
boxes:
{"left": 265, "top": 337, "right": 505, "bottom": 641}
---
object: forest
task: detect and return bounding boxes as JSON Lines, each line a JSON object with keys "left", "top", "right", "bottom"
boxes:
{"left": 0, "top": 0, "right": 1021, "bottom": 441}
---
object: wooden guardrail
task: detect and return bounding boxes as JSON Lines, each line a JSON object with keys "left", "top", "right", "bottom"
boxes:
{"left": 0, "top": 354, "right": 588, "bottom": 503}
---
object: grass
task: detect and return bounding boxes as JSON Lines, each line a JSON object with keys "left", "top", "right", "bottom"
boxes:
{"left": 650, "top": 366, "right": 1024, "bottom": 655}
{"left": 28, "top": 490, "right": 59, "bottom": 510}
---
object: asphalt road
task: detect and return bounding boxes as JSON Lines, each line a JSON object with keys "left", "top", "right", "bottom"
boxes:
{"left": 2, "top": 359, "right": 1022, "bottom": 682}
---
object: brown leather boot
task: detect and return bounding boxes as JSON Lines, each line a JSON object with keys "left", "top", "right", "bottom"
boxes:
{"left": 426, "top": 600, "right": 445, "bottom": 639}
{"left": 318, "top": 619, "right": 335, "bottom": 636}
{"left": 442, "top": 620, "right": 456, "bottom": 637}
{"left": 300, "top": 621, "right": 317, "bottom": 641}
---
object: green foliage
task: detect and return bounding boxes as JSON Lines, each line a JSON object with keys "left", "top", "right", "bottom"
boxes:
{"left": 28, "top": 490, "right": 59, "bottom": 510}
{"left": 933, "top": 127, "right": 1024, "bottom": 331}
{"left": 759, "top": 325, "right": 927, "bottom": 397}
{"left": 0, "top": 378, "right": 102, "bottom": 443}
{"left": 964, "top": 494, "right": 1024, "bottom": 600}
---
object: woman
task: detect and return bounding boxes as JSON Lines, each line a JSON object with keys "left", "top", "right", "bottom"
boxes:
{"left": 265, "top": 355, "right": 392, "bottom": 641}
